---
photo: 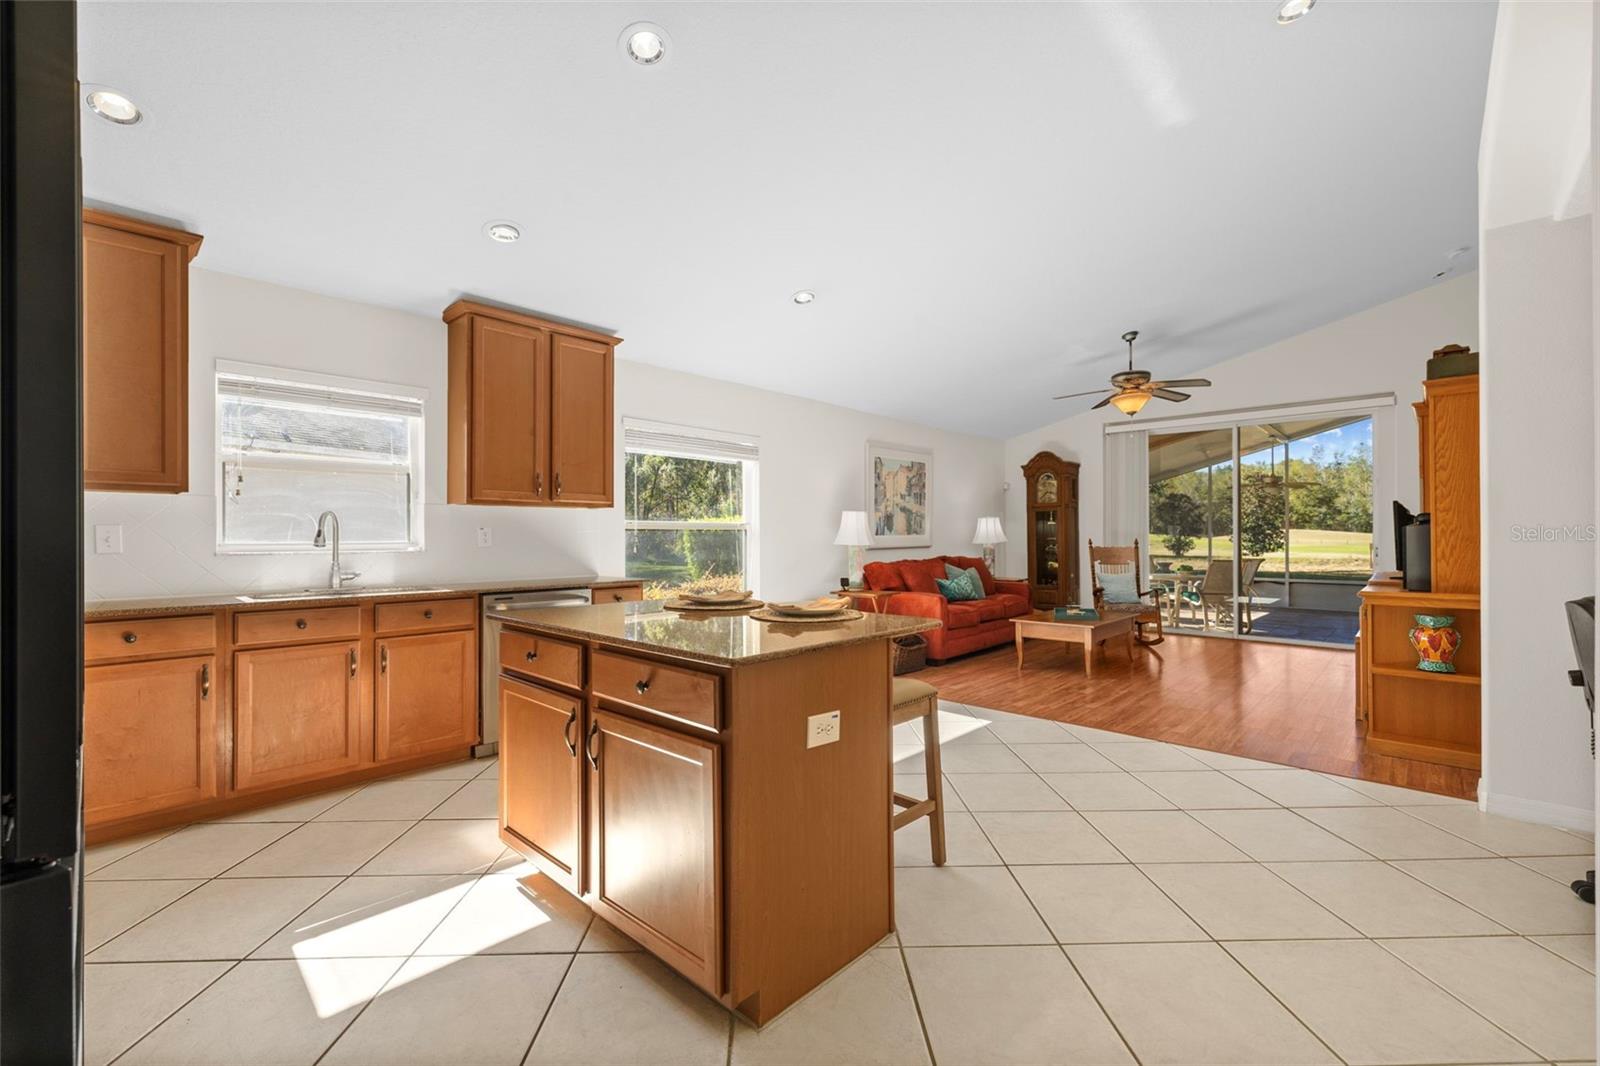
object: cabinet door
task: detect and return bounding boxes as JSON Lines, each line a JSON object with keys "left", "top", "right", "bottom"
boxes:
{"left": 233, "top": 641, "right": 362, "bottom": 791}
{"left": 84, "top": 656, "right": 218, "bottom": 825}
{"left": 550, "top": 332, "right": 613, "bottom": 505}
{"left": 587, "top": 708, "right": 721, "bottom": 995}
{"left": 470, "top": 316, "right": 549, "bottom": 503}
{"left": 500, "top": 678, "right": 582, "bottom": 893}
{"left": 82, "top": 220, "right": 188, "bottom": 492}
{"left": 375, "top": 630, "right": 477, "bottom": 762}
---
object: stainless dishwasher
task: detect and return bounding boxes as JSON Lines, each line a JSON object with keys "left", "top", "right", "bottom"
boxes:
{"left": 477, "top": 586, "right": 592, "bottom": 756}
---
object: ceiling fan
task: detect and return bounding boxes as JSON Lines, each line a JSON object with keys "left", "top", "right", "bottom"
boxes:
{"left": 1053, "top": 330, "right": 1212, "bottom": 416}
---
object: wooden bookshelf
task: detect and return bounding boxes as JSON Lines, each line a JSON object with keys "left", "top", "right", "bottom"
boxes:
{"left": 1356, "top": 372, "right": 1480, "bottom": 770}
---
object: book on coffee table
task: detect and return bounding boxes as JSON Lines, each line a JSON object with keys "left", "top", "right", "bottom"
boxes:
{"left": 1052, "top": 607, "right": 1100, "bottom": 622}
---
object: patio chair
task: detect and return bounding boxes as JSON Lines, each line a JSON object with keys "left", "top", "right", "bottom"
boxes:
{"left": 1181, "top": 557, "right": 1264, "bottom": 631}
{"left": 1087, "top": 538, "right": 1164, "bottom": 645}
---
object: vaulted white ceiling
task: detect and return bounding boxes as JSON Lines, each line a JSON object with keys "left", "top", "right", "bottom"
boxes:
{"left": 79, "top": 1, "right": 1495, "bottom": 438}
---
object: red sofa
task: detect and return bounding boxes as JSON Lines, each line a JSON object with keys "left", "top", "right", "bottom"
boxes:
{"left": 863, "top": 555, "right": 1034, "bottom": 661}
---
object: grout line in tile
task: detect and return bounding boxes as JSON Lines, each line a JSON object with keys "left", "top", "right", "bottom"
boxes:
{"left": 517, "top": 949, "right": 583, "bottom": 1066}
{"left": 1365, "top": 936, "right": 1550, "bottom": 1062}
{"left": 105, "top": 957, "right": 245, "bottom": 1066}
{"left": 889, "top": 940, "right": 938, "bottom": 1066}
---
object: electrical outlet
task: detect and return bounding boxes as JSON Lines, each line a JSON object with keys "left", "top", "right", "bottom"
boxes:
{"left": 94, "top": 524, "right": 123, "bottom": 554}
{"left": 806, "top": 710, "right": 841, "bottom": 749}
{"left": 476, "top": 527, "right": 492, "bottom": 548}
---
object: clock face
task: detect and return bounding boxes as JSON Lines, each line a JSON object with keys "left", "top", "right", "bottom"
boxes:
{"left": 1036, "top": 472, "right": 1058, "bottom": 505}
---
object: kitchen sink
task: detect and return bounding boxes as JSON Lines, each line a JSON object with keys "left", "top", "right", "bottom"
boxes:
{"left": 235, "top": 585, "right": 452, "bottom": 603}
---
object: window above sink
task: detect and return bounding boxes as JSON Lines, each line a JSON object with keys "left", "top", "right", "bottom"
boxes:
{"left": 215, "top": 362, "right": 426, "bottom": 555}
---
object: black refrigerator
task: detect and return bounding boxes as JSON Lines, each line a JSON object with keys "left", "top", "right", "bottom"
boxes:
{"left": 1, "top": 2, "right": 86, "bottom": 1062}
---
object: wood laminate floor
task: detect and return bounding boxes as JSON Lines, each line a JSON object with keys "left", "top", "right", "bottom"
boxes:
{"left": 923, "top": 631, "right": 1480, "bottom": 800}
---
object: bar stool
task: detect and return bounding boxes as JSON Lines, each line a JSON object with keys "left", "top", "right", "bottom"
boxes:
{"left": 891, "top": 677, "right": 946, "bottom": 865}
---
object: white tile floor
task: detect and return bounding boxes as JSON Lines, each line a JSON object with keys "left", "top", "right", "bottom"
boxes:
{"left": 84, "top": 703, "right": 1597, "bottom": 1066}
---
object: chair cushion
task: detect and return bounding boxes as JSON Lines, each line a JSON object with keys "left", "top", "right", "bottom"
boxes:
{"left": 945, "top": 602, "right": 985, "bottom": 629}
{"left": 898, "top": 558, "right": 948, "bottom": 594}
{"left": 892, "top": 677, "right": 938, "bottom": 707}
{"left": 973, "top": 596, "right": 1016, "bottom": 623}
{"left": 947, "top": 555, "right": 998, "bottom": 595}
{"left": 936, "top": 564, "right": 984, "bottom": 602}
{"left": 863, "top": 561, "right": 905, "bottom": 591}
{"left": 992, "top": 592, "right": 1032, "bottom": 617}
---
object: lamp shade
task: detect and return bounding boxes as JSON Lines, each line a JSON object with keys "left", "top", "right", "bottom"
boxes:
{"left": 972, "top": 516, "right": 1007, "bottom": 546}
{"left": 1110, "top": 390, "right": 1151, "bottom": 416}
{"left": 833, "top": 510, "right": 873, "bottom": 547}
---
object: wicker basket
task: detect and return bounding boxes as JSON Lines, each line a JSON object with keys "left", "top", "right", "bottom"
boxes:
{"left": 891, "top": 634, "right": 928, "bottom": 675}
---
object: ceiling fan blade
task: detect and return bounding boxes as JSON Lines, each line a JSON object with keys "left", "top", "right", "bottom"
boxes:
{"left": 1052, "top": 389, "right": 1112, "bottom": 400}
{"left": 1150, "top": 378, "right": 1211, "bottom": 389}
{"left": 1090, "top": 395, "right": 1114, "bottom": 410}
{"left": 1150, "top": 389, "right": 1191, "bottom": 402}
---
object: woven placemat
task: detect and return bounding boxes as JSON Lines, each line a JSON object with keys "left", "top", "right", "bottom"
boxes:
{"left": 663, "top": 598, "right": 763, "bottom": 613}
{"left": 748, "top": 607, "right": 864, "bottom": 625}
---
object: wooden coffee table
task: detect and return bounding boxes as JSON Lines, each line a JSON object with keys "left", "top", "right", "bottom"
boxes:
{"left": 1012, "top": 610, "right": 1138, "bottom": 677}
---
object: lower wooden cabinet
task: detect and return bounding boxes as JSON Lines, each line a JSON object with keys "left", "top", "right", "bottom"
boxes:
{"left": 500, "top": 678, "right": 583, "bottom": 892}
{"left": 84, "top": 655, "right": 219, "bottom": 824}
{"left": 587, "top": 707, "right": 722, "bottom": 995}
{"left": 375, "top": 629, "right": 477, "bottom": 762}
{"left": 233, "top": 640, "right": 362, "bottom": 791}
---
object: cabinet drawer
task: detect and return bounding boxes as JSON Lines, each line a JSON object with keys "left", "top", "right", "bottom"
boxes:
{"left": 86, "top": 614, "right": 216, "bottom": 663}
{"left": 234, "top": 606, "right": 361, "bottom": 646}
{"left": 593, "top": 583, "right": 644, "bottom": 603}
{"left": 591, "top": 650, "right": 721, "bottom": 732}
{"left": 375, "top": 597, "right": 475, "bottom": 634}
{"left": 499, "top": 629, "right": 583, "bottom": 689}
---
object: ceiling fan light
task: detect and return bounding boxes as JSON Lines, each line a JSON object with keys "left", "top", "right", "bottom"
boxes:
{"left": 1110, "top": 391, "right": 1151, "bottom": 416}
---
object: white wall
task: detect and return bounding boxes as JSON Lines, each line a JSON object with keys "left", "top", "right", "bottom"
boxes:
{"left": 1000, "top": 274, "right": 1480, "bottom": 598}
{"left": 84, "top": 268, "right": 1003, "bottom": 604}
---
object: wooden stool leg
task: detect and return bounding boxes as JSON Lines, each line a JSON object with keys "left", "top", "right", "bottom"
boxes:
{"left": 921, "top": 697, "right": 946, "bottom": 865}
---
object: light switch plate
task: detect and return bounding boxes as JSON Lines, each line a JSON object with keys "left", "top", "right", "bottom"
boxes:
{"left": 806, "top": 710, "right": 841, "bottom": 749}
{"left": 94, "top": 524, "right": 123, "bottom": 554}
{"left": 476, "top": 527, "right": 492, "bottom": 548}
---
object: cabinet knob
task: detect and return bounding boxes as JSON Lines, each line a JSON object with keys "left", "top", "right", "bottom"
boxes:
{"left": 423, "top": 609, "right": 433, "bottom": 619}
{"left": 295, "top": 618, "right": 308, "bottom": 630}
{"left": 525, "top": 650, "right": 538, "bottom": 662}
{"left": 634, "top": 679, "right": 650, "bottom": 695}
{"left": 121, "top": 631, "right": 137, "bottom": 644}
{"left": 612, "top": 593, "right": 623, "bottom": 602}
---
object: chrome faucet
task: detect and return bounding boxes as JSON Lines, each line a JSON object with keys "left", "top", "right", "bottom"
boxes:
{"left": 312, "top": 511, "right": 361, "bottom": 589}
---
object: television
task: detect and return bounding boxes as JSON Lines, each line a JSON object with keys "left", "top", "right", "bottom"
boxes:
{"left": 1393, "top": 501, "right": 1414, "bottom": 577}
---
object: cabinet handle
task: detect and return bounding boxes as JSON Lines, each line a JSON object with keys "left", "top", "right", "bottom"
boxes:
{"left": 554, "top": 472, "right": 563, "bottom": 498}
{"left": 584, "top": 720, "right": 599, "bottom": 768}
{"left": 612, "top": 593, "right": 624, "bottom": 602}
{"left": 525, "top": 649, "right": 538, "bottom": 662}
{"left": 535, "top": 470, "right": 543, "bottom": 497}
{"left": 380, "top": 645, "right": 388, "bottom": 674}
{"left": 122, "top": 631, "right": 137, "bottom": 644}
{"left": 634, "top": 679, "right": 650, "bottom": 695}
{"left": 422, "top": 609, "right": 433, "bottom": 620}
{"left": 201, "top": 663, "right": 211, "bottom": 699}
{"left": 296, "top": 618, "right": 308, "bottom": 630}
{"left": 349, "top": 648, "right": 357, "bottom": 677}
{"left": 563, "top": 708, "right": 578, "bottom": 757}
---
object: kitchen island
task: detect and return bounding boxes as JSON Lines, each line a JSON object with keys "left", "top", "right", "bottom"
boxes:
{"left": 493, "top": 600, "right": 938, "bottom": 1026}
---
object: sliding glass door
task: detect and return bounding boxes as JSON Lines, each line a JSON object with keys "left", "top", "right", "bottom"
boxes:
{"left": 1146, "top": 414, "right": 1373, "bottom": 646}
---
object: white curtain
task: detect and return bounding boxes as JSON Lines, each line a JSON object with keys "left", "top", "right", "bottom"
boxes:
{"left": 1103, "top": 429, "right": 1151, "bottom": 575}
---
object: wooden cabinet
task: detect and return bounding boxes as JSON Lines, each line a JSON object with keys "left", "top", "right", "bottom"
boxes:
{"left": 591, "top": 582, "right": 644, "bottom": 604}
{"left": 376, "top": 630, "right": 477, "bottom": 762}
{"left": 233, "top": 640, "right": 363, "bottom": 791}
{"left": 1021, "top": 451, "right": 1081, "bottom": 609}
{"left": 500, "top": 677, "right": 583, "bottom": 893}
{"left": 445, "top": 299, "right": 619, "bottom": 508}
{"left": 1416, "top": 374, "right": 1479, "bottom": 594}
{"left": 82, "top": 209, "right": 202, "bottom": 493}
{"left": 587, "top": 707, "right": 722, "bottom": 995}
{"left": 84, "top": 654, "right": 219, "bottom": 824}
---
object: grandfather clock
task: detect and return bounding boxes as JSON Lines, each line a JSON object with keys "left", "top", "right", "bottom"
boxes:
{"left": 1022, "top": 451, "right": 1080, "bottom": 609}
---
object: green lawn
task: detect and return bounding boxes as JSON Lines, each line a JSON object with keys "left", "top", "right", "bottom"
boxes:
{"left": 1150, "top": 529, "right": 1372, "bottom": 581}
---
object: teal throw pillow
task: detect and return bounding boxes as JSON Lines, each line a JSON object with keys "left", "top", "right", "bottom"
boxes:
{"left": 1097, "top": 566, "right": 1141, "bottom": 604}
{"left": 936, "top": 564, "right": 984, "bottom": 602}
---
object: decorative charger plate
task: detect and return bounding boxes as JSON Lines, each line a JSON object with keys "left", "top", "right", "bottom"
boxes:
{"left": 680, "top": 589, "right": 756, "bottom": 605}
{"left": 748, "top": 607, "right": 863, "bottom": 625}
{"left": 764, "top": 596, "right": 852, "bottom": 617}
{"left": 663, "top": 598, "right": 763, "bottom": 613}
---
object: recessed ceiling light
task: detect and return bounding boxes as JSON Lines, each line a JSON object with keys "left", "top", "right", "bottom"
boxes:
{"left": 85, "top": 88, "right": 142, "bottom": 125}
{"left": 792, "top": 290, "right": 815, "bottom": 305}
{"left": 1276, "top": 0, "right": 1315, "bottom": 24}
{"left": 620, "top": 22, "right": 670, "bottom": 66}
{"left": 483, "top": 221, "right": 521, "bottom": 243}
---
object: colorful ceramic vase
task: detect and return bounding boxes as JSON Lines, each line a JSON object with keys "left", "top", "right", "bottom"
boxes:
{"left": 1409, "top": 613, "right": 1461, "bottom": 673}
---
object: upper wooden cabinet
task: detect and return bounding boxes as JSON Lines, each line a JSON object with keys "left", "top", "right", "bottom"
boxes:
{"left": 82, "top": 209, "right": 202, "bottom": 493}
{"left": 445, "top": 300, "right": 619, "bottom": 507}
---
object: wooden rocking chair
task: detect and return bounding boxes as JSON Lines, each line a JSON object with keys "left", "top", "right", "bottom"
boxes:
{"left": 1088, "top": 538, "right": 1164, "bottom": 646}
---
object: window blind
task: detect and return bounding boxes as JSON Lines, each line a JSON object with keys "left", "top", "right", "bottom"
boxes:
{"left": 623, "top": 420, "right": 759, "bottom": 463}
{"left": 218, "top": 374, "right": 424, "bottom": 418}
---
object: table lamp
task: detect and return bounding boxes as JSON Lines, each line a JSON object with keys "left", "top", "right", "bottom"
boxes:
{"left": 973, "top": 516, "right": 1007, "bottom": 572}
{"left": 833, "top": 510, "right": 873, "bottom": 588}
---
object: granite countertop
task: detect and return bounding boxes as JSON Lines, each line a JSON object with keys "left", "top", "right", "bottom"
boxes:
{"left": 498, "top": 600, "right": 940, "bottom": 666}
{"left": 84, "top": 575, "right": 638, "bottom": 620}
